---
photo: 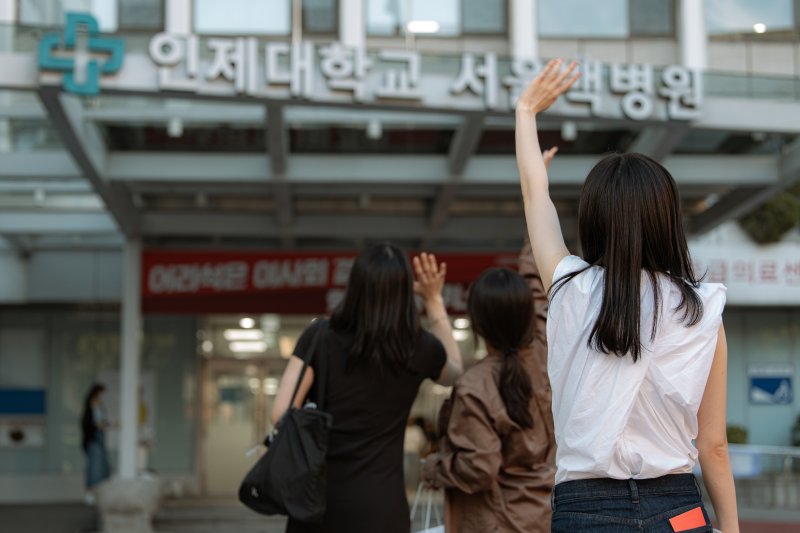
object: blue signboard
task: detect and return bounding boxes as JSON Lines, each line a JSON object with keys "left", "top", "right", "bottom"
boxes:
{"left": 748, "top": 364, "right": 794, "bottom": 405}
{"left": 0, "top": 389, "right": 47, "bottom": 415}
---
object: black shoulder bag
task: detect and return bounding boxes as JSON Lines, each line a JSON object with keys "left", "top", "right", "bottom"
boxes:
{"left": 239, "top": 320, "right": 333, "bottom": 524}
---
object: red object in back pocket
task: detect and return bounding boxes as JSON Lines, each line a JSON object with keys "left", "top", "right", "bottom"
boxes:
{"left": 669, "top": 506, "right": 706, "bottom": 532}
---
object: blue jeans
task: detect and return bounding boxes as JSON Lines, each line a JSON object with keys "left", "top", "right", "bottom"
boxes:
{"left": 552, "top": 474, "right": 712, "bottom": 532}
{"left": 85, "top": 436, "right": 111, "bottom": 489}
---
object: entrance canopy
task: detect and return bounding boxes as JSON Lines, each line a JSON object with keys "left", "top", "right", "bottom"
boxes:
{"left": 1, "top": 19, "right": 800, "bottom": 254}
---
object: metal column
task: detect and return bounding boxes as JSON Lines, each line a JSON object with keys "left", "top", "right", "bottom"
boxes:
{"left": 118, "top": 238, "right": 142, "bottom": 479}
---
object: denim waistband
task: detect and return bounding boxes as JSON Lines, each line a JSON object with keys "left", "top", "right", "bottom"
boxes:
{"left": 554, "top": 473, "right": 698, "bottom": 502}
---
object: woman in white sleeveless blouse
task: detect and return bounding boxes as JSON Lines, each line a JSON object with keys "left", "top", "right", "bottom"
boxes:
{"left": 515, "top": 60, "right": 739, "bottom": 533}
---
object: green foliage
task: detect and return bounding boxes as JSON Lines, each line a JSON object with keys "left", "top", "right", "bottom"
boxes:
{"left": 739, "top": 185, "right": 800, "bottom": 244}
{"left": 726, "top": 424, "right": 748, "bottom": 444}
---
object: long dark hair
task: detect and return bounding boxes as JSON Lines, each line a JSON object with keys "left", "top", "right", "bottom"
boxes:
{"left": 468, "top": 268, "right": 535, "bottom": 429}
{"left": 553, "top": 153, "right": 703, "bottom": 361}
{"left": 330, "top": 242, "right": 419, "bottom": 374}
{"left": 81, "top": 383, "right": 105, "bottom": 450}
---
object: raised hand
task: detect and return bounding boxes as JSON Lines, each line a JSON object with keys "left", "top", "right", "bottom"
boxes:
{"left": 516, "top": 59, "right": 580, "bottom": 115}
{"left": 413, "top": 252, "right": 447, "bottom": 303}
{"left": 543, "top": 146, "right": 558, "bottom": 169}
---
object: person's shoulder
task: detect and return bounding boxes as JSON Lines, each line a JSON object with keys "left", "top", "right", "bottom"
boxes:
{"left": 454, "top": 357, "right": 499, "bottom": 397}
{"left": 417, "top": 329, "right": 445, "bottom": 352}
{"left": 551, "top": 255, "right": 601, "bottom": 305}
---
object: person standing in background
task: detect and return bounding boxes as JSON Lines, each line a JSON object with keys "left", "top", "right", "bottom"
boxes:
{"left": 81, "top": 383, "right": 111, "bottom": 504}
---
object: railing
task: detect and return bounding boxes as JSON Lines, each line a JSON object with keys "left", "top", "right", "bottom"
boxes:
{"left": 700, "top": 444, "right": 800, "bottom": 511}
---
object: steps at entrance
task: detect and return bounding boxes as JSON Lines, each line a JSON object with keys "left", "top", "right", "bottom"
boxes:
{"left": 154, "top": 500, "right": 286, "bottom": 533}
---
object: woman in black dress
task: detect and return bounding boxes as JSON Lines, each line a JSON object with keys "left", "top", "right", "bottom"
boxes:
{"left": 272, "top": 243, "right": 463, "bottom": 533}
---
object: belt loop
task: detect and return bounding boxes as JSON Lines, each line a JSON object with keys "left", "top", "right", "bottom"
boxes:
{"left": 551, "top": 488, "right": 556, "bottom": 512}
{"left": 628, "top": 479, "right": 640, "bottom": 504}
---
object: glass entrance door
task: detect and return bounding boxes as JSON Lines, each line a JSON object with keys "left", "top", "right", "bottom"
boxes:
{"left": 201, "top": 358, "right": 286, "bottom": 496}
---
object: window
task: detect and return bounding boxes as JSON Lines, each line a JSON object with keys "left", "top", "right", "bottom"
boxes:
{"left": 462, "top": 0, "right": 506, "bottom": 35}
{"left": 20, "top": 0, "right": 164, "bottom": 32}
{"left": 194, "top": 0, "right": 336, "bottom": 35}
{"left": 194, "top": 0, "right": 291, "bottom": 35}
{"left": 20, "top": 0, "right": 117, "bottom": 31}
{"left": 630, "top": 0, "right": 674, "bottom": 36}
{"left": 366, "top": 0, "right": 506, "bottom": 37}
{"left": 539, "top": 0, "right": 674, "bottom": 38}
{"left": 705, "top": 0, "right": 794, "bottom": 36}
{"left": 302, "top": 0, "right": 338, "bottom": 34}
{"left": 120, "top": 0, "right": 164, "bottom": 30}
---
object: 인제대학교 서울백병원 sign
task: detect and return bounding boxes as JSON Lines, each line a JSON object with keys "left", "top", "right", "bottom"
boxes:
{"left": 38, "top": 11, "right": 702, "bottom": 122}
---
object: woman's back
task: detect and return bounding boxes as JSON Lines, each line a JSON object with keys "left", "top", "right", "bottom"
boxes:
{"left": 287, "top": 319, "right": 446, "bottom": 533}
{"left": 548, "top": 255, "right": 726, "bottom": 483}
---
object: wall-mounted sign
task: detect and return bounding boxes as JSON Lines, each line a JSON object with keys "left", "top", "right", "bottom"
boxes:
{"left": 689, "top": 241, "right": 800, "bottom": 306}
{"left": 37, "top": 12, "right": 125, "bottom": 96}
{"left": 147, "top": 33, "right": 702, "bottom": 120}
{"left": 748, "top": 364, "right": 794, "bottom": 405}
{"left": 36, "top": 13, "right": 702, "bottom": 121}
{"left": 142, "top": 250, "right": 518, "bottom": 315}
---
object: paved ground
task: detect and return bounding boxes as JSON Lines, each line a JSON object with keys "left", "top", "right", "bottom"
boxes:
{"left": 1, "top": 500, "right": 799, "bottom": 532}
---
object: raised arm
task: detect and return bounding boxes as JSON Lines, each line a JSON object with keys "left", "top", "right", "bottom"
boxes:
{"left": 414, "top": 253, "right": 463, "bottom": 386}
{"left": 516, "top": 59, "right": 579, "bottom": 291}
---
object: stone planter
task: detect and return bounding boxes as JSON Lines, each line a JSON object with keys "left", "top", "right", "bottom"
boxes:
{"left": 96, "top": 477, "right": 162, "bottom": 533}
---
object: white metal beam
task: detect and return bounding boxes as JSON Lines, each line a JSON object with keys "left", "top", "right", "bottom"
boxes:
{"left": 267, "top": 103, "right": 294, "bottom": 247}
{"left": 140, "top": 212, "right": 529, "bottom": 241}
{"left": 423, "top": 115, "right": 485, "bottom": 247}
{"left": 689, "top": 139, "right": 800, "bottom": 235}
{"left": 38, "top": 88, "right": 140, "bottom": 236}
{"left": 0, "top": 151, "right": 80, "bottom": 179}
{"left": 104, "top": 153, "right": 781, "bottom": 187}
{"left": 627, "top": 124, "right": 689, "bottom": 161}
{"left": 0, "top": 212, "right": 117, "bottom": 234}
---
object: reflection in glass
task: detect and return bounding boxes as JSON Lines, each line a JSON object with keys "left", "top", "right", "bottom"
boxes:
{"left": 20, "top": 0, "right": 118, "bottom": 31}
{"left": 120, "top": 0, "right": 164, "bottom": 30}
{"left": 630, "top": 0, "right": 674, "bottom": 35}
{"left": 462, "top": 0, "right": 506, "bottom": 34}
{"left": 705, "top": 0, "right": 793, "bottom": 35}
{"left": 303, "top": 0, "right": 338, "bottom": 33}
{"left": 194, "top": 0, "right": 291, "bottom": 35}
{"left": 539, "top": 0, "right": 628, "bottom": 38}
{"left": 368, "top": 0, "right": 505, "bottom": 36}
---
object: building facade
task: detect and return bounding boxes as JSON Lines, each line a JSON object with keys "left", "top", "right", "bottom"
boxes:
{"left": 0, "top": 0, "right": 799, "bottom": 503}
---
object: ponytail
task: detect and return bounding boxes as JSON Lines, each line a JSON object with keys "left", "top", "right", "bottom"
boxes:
{"left": 467, "top": 268, "right": 536, "bottom": 430}
{"left": 500, "top": 347, "right": 533, "bottom": 429}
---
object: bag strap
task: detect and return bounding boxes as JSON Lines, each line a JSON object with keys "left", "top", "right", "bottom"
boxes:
{"left": 289, "top": 319, "right": 329, "bottom": 409}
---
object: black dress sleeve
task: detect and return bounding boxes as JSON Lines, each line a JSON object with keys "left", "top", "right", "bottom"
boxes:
{"left": 409, "top": 331, "right": 447, "bottom": 381}
{"left": 292, "top": 318, "right": 327, "bottom": 364}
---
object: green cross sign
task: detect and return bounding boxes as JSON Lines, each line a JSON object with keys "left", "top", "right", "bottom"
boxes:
{"left": 38, "top": 12, "right": 125, "bottom": 96}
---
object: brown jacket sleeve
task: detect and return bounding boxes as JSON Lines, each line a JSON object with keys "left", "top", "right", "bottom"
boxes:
{"left": 519, "top": 236, "right": 548, "bottom": 343}
{"left": 422, "top": 387, "right": 502, "bottom": 494}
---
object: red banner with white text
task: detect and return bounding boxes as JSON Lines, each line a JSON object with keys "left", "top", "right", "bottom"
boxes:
{"left": 142, "top": 250, "right": 519, "bottom": 315}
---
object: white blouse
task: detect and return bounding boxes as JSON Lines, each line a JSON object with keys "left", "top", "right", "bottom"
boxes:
{"left": 547, "top": 255, "right": 726, "bottom": 484}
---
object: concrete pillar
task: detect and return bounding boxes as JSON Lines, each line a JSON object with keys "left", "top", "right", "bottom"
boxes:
{"left": 340, "top": 0, "right": 365, "bottom": 48}
{"left": 0, "top": 0, "right": 16, "bottom": 23}
{"left": 511, "top": 0, "right": 538, "bottom": 59}
{"left": 165, "top": 0, "right": 191, "bottom": 35}
{"left": 679, "top": 0, "right": 707, "bottom": 70}
{"left": 118, "top": 238, "right": 141, "bottom": 479}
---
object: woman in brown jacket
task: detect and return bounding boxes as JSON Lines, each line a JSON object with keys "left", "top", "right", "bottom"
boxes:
{"left": 421, "top": 243, "right": 556, "bottom": 532}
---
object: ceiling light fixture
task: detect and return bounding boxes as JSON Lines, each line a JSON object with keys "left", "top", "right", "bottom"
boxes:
{"left": 406, "top": 20, "right": 440, "bottom": 34}
{"left": 229, "top": 341, "right": 267, "bottom": 353}
{"left": 224, "top": 329, "right": 264, "bottom": 341}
